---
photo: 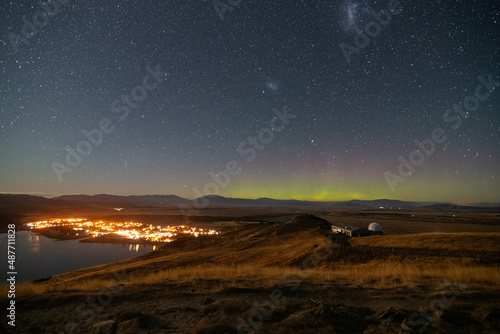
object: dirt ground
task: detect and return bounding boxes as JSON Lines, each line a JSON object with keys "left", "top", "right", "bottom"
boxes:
{"left": 11, "top": 278, "right": 500, "bottom": 334}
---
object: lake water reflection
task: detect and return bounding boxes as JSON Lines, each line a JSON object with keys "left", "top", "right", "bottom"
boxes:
{"left": 0, "top": 231, "right": 154, "bottom": 282}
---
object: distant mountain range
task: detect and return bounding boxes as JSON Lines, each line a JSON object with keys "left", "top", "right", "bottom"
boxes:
{"left": 52, "top": 194, "right": 440, "bottom": 209}
{"left": 56, "top": 194, "right": 192, "bottom": 207}
{"left": 0, "top": 194, "right": 499, "bottom": 215}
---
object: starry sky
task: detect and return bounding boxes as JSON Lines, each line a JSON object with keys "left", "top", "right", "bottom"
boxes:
{"left": 1, "top": 0, "right": 499, "bottom": 204}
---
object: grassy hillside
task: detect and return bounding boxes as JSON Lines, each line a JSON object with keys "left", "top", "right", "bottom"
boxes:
{"left": 3, "top": 214, "right": 500, "bottom": 333}
{"left": 7, "top": 216, "right": 500, "bottom": 296}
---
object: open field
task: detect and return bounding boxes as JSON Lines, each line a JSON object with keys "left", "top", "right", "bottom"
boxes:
{"left": 2, "top": 208, "right": 500, "bottom": 333}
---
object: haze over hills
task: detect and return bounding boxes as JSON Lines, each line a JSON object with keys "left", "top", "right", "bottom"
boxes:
{"left": 49, "top": 194, "right": 447, "bottom": 209}
{"left": 55, "top": 194, "right": 192, "bottom": 207}
{"left": 0, "top": 194, "right": 499, "bottom": 216}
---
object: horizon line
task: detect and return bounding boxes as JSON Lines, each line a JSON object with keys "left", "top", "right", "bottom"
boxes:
{"left": 1, "top": 192, "right": 497, "bottom": 206}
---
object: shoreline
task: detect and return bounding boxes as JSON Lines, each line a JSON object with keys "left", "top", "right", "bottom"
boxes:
{"left": 1, "top": 230, "right": 159, "bottom": 283}
{"left": 14, "top": 229, "right": 172, "bottom": 245}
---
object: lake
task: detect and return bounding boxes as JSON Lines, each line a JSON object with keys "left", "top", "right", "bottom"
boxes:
{"left": 1, "top": 230, "right": 155, "bottom": 282}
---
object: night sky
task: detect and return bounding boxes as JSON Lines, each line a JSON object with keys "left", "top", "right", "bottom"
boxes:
{"left": 1, "top": 1, "right": 499, "bottom": 203}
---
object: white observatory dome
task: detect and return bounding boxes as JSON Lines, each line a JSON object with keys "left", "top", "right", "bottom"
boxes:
{"left": 368, "top": 222, "right": 383, "bottom": 232}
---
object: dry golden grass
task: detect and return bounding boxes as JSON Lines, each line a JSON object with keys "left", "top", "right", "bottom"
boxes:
{"left": 0, "top": 277, "right": 121, "bottom": 297}
{"left": 2, "top": 282, "right": 46, "bottom": 295}
{"left": 4, "top": 259, "right": 498, "bottom": 297}
{"left": 129, "top": 260, "right": 500, "bottom": 287}
{"left": 317, "top": 260, "right": 500, "bottom": 286}
{"left": 350, "top": 232, "right": 500, "bottom": 253}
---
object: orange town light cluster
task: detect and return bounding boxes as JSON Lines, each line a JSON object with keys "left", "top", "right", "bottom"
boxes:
{"left": 25, "top": 218, "right": 220, "bottom": 242}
